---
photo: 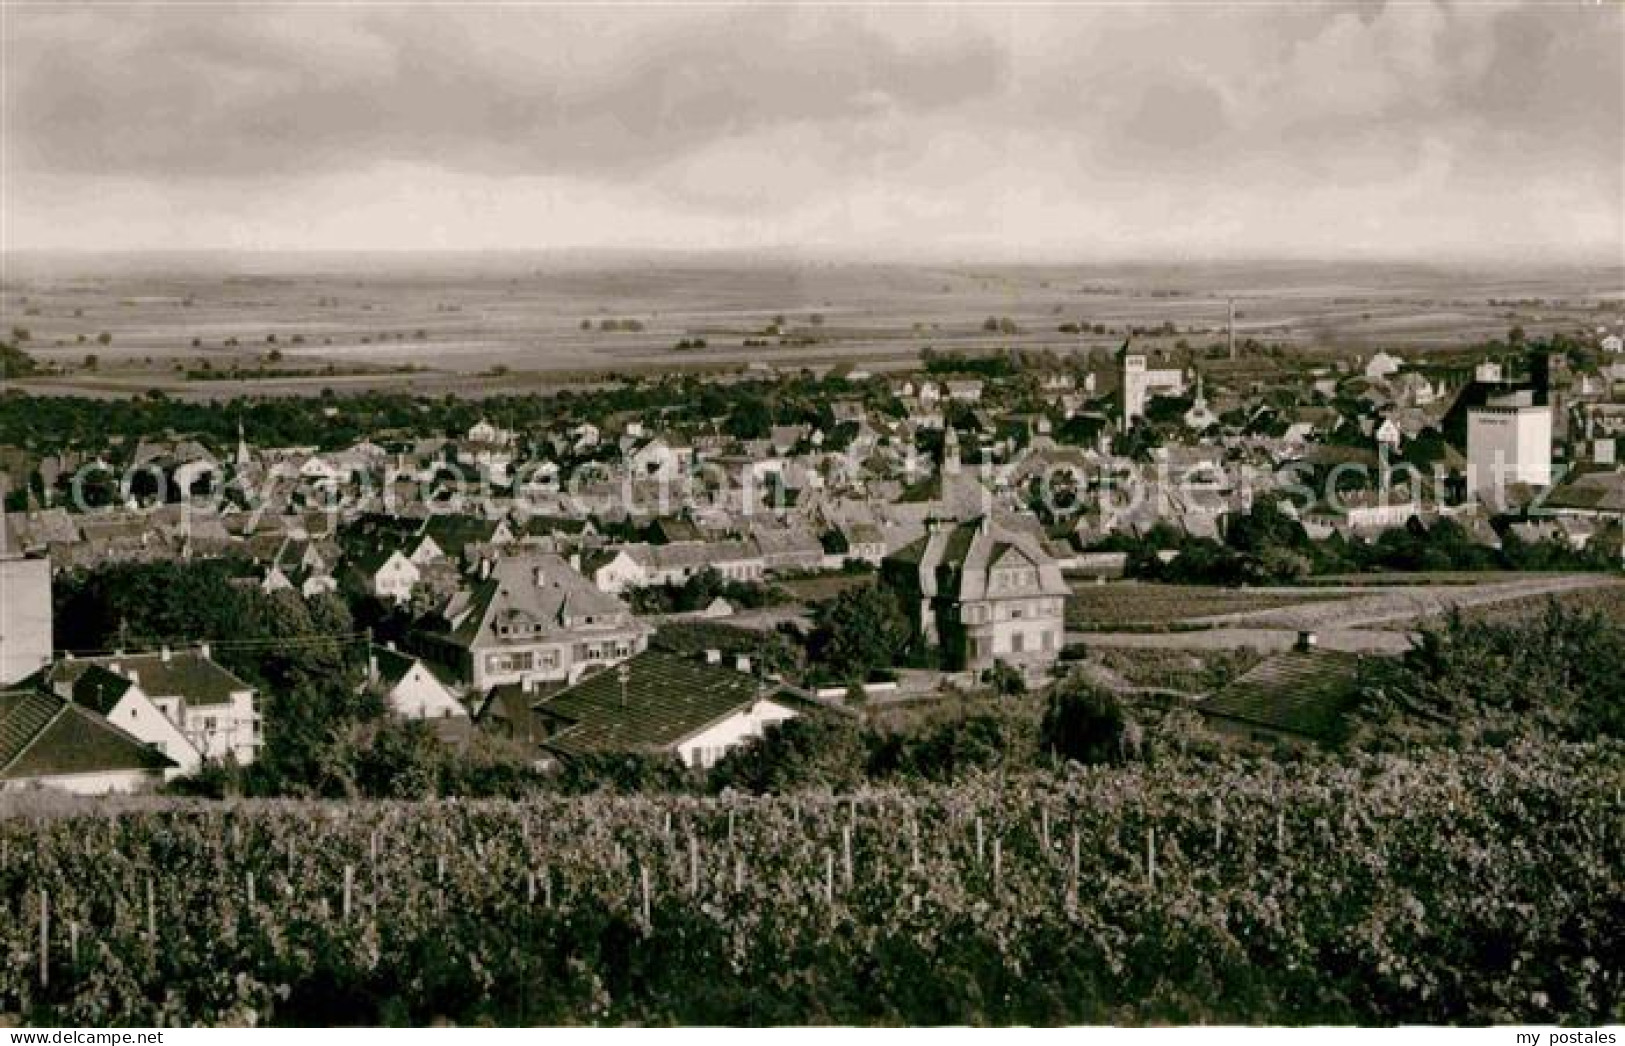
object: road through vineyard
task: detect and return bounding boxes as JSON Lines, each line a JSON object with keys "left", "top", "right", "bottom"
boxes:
{"left": 3, "top": 745, "right": 1620, "bottom": 1026}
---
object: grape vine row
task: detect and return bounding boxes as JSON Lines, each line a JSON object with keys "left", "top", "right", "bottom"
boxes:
{"left": 2, "top": 744, "right": 1620, "bottom": 1026}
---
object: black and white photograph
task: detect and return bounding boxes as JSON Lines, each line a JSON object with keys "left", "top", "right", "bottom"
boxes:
{"left": 0, "top": 0, "right": 1622, "bottom": 1032}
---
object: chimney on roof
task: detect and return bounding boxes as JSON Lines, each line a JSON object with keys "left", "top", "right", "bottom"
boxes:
{"left": 533, "top": 565, "right": 547, "bottom": 587}
{"left": 1295, "top": 630, "right": 1318, "bottom": 653}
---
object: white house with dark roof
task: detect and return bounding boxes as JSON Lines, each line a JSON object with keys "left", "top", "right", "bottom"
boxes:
{"left": 1, "top": 685, "right": 177, "bottom": 794}
{"left": 61, "top": 664, "right": 201, "bottom": 779}
{"left": 524, "top": 649, "right": 810, "bottom": 769}
{"left": 367, "top": 643, "right": 468, "bottom": 722}
{"left": 45, "top": 647, "right": 261, "bottom": 765}
{"left": 347, "top": 547, "right": 421, "bottom": 604}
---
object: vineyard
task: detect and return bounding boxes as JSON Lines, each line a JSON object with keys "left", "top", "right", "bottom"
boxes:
{"left": 2, "top": 745, "right": 1622, "bottom": 1026}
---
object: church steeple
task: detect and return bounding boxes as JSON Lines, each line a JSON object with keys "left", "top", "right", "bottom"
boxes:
{"left": 235, "top": 417, "right": 251, "bottom": 470}
{"left": 1183, "top": 369, "right": 1216, "bottom": 432}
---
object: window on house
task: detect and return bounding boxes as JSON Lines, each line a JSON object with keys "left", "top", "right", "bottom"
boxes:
{"left": 486, "top": 652, "right": 534, "bottom": 674}
{"left": 1011, "top": 632, "right": 1024, "bottom": 654}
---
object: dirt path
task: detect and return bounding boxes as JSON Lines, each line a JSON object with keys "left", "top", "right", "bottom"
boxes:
{"left": 1069, "top": 627, "right": 1414, "bottom": 654}
{"left": 1188, "top": 574, "right": 1623, "bottom": 631}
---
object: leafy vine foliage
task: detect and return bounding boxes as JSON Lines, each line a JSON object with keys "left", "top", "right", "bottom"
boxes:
{"left": 3, "top": 745, "right": 1620, "bottom": 1026}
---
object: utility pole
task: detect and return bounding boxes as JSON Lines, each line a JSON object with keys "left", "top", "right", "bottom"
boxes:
{"left": 1227, "top": 297, "right": 1236, "bottom": 361}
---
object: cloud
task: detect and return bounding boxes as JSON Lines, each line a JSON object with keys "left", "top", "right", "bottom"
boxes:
{"left": 2, "top": 2, "right": 1620, "bottom": 258}
{"left": 3, "top": 6, "right": 1005, "bottom": 180}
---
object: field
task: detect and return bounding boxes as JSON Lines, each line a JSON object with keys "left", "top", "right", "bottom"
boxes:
{"left": 1066, "top": 583, "right": 1354, "bottom": 631}
{"left": 4, "top": 252, "right": 1620, "bottom": 399}
{"left": 772, "top": 573, "right": 874, "bottom": 605}
{"left": 1381, "top": 580, "right": 1625, "bottom": 630}
{"left": 1068, "top": 576, "right": 1625, "bottom": 638}
{"left": 1078, "top": 647, "right": 1271, "bottom": 696}
{"left": 3, "top": 746, "right": 1621, "bottom": 1027}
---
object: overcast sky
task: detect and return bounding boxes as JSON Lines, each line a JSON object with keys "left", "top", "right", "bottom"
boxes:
{"left": 3, "top": 3, "right": 1621, "bottom": 260}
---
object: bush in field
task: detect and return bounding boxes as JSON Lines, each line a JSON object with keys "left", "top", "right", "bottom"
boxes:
{"left": 708, "top": 714, "right": 869, "bottom": 795}
{"left": 1041, "top": 678, "right": 1126, "bottom": 765}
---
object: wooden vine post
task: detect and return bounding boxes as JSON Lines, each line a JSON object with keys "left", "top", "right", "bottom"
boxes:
{"left": 688, "top": 834, "right": 699, "bottom": 896}
{"left": 38, "top": 889, "right": 49, "bottom": 988}
{"left": 1070, "top": 828, "right": 1081, "bottom": 902}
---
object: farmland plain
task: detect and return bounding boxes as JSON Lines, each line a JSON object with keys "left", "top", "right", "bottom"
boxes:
{"left": 3, "top": 251, "right": 1620, "bottom": 400}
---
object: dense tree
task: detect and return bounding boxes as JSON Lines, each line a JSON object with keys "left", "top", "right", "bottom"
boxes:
{"left": 0, "top": 341, "right": 37, "bottom": 378}
{"left": 1364, "top": 601, "right": 1625, "bottom": 747}
{"left": 807, "top": 583, "right": 910, "bottom": 683}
